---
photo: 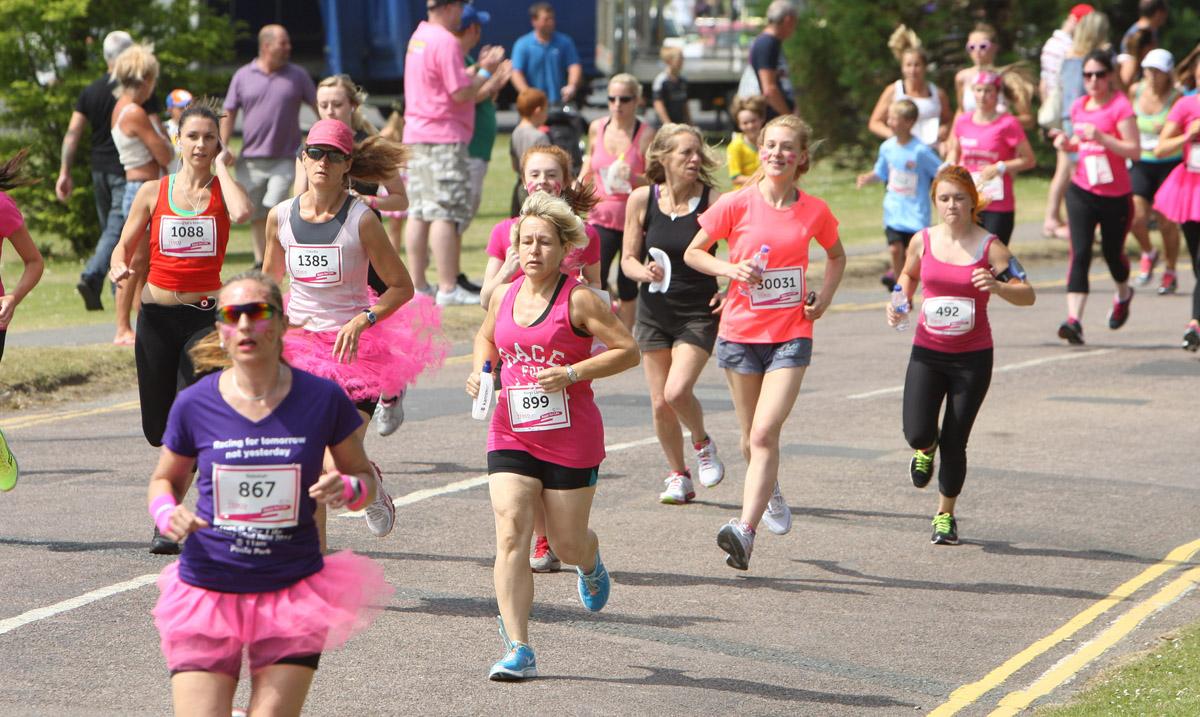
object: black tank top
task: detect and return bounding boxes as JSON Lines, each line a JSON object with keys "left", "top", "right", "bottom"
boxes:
{"left": 639, "top": 184, "right": 717, "bottom": 302}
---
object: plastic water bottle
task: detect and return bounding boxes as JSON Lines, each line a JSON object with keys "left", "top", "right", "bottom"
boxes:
{"left": 891, "top": 285, "right": 910, "bottom": 331}
{"left": 738, "top": 245, "right": 770, "bottom": 296}
{"left": 471, "top": 361, "right": 495, "bottom": 420}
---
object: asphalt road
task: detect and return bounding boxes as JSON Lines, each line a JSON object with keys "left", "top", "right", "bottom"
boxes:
{"left": 2, "top": 262, "right": 1199, "bottom": 716}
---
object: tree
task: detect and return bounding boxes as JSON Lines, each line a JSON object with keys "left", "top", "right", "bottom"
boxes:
{"left": 0, "top": 0, "right": 237, "bottom": 256}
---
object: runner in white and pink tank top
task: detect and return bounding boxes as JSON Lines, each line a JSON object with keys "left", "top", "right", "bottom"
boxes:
{"left": 488, "top": 274, "right": 605, "bottom": 468}
{"left": 278, "top": 195, "right": 372, "bottom": 333}
{"left": 914, "top": 228, "right": 994, "bottom": 353}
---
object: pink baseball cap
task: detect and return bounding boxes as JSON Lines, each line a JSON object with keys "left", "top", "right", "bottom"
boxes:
{"left": 305, "top": 119, "right": 354, "bottom": 154}
{"left": 974, "top": 71, "right": 1003, "bottom": 88}
{"left": 1069, "top": 4, "right": 1095, "bottom": 21}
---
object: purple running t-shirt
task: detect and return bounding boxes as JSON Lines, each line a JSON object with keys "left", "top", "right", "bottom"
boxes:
{"left": 162, "top": 368, "right": 362, "bottom": 593}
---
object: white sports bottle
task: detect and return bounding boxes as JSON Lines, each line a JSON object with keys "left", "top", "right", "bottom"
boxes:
{"left": 891, "top": 285, "right": 910, "bottom": 331}
{"left": 738, "top": 245, "right": 770, "bottom": 296}
{"left": 472, "top": 361, "right": 495, "bottom": 420}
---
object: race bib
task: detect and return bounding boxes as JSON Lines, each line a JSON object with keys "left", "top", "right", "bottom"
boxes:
{"left": 922, "top": 296, "right": 976, "bottom": 336}
{"left": 602, "top": 158, "right": 633, "bottom": 195}
{"left": 971, "top": 171, "right": 1005, "bottom": 202}
{"left": 1187, "top": 145, "right": 1200, "bottom": 174}
{"left": 507, "top": 384, "right": 570, "bottom": 432}
{"left": 749, "top": 267, "right": 805, "bottom": 310}
{"left": 1083, "top": 153, "right": 1114, "bottom": 186}
{"left": 159, "top": 215, "right": 217, "bottom": 257}
{"left": 288, "top": 244, "right": 343, "bottom": 286}
{"left": 887, "top": 169, "right": 918, "bottom": 197}
{"left": 212, "top": 463, "right": 301, "bottom": 529}
{"left": 1139, "top": 129, "right": 1160, "bottom": 154}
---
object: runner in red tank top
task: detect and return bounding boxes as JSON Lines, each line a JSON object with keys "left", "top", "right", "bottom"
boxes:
{"left": 466, "top": 192, "right": 639, "bottom": 681}
{"left": 110, "top": 102, "right": 252, "bottom": 554}
{"left": 886, "top": 166, "right": 1035, "bottom": 545}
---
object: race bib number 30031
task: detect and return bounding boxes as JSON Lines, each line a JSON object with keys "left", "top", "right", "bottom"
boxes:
{"left": 749, "top": 267, "right": 806, "bottom": 310}
{"left": 212, "top": 463, "right": 301, "bottom": 529}
{"left": 159, "top": 216, "right": 217, "bottom": 257}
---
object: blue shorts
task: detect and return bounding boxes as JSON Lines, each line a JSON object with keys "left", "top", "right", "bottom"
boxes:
{"left": 716, "top": 337, "right": 813, "bottom": 374}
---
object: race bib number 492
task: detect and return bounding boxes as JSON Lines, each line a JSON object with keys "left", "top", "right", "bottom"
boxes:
{"left": 922, "top": 296, "right": 976, "bottom": 336}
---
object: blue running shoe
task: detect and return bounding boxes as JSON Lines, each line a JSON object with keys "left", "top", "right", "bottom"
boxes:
{"left": 489, "top": 616, "right": 537, "bottom": 681}
{"left": 576, "top": 551, "right": 610, "bottom": 612}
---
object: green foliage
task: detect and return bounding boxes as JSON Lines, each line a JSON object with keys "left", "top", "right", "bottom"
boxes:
{"left": 0, "top": 0, "right": 237, "bottom": 257}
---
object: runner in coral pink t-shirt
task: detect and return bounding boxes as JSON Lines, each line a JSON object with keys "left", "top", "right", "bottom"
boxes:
{"left": 684, "top": 116, "right": 846, "bottom": 572}
{"left": 0, "top": 163, "right": 47, "bottom": 371}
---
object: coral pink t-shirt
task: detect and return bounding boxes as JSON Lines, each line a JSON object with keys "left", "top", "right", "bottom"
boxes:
{"left": 698, "top": 186, "right": 840, "bottom": 343}
{"left": 0, "top": 191, "right": 26, "bottom": 298}
{"left": 1166, "top": 95, "right": 1200, "bottom": 172}
{"left": 487, "top": 217, "right": 601, "bottom": 281}
{"left": 1070, "top": 93, "right": 1135, "bottom": 197}
{"left": 953, "top": 113, "right": 1026, "bottom": 213}
{"left": 402, "top": 21, "right": 473, "bottom": 145}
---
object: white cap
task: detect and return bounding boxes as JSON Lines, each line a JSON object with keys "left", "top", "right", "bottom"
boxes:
{"left": 1141, "top": 48, "right": 1174, "bottom": 74}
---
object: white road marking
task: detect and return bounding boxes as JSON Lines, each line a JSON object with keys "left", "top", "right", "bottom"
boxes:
{"left": 845, "top": 349, "right": 1114, "bottom": 400}
{"left": 0, "top": 573, "right": 158, "bottom": 636}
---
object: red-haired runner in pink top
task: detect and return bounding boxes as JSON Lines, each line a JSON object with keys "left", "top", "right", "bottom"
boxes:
{"left": 886, "top": 166, "right": 1035, "bottom": 546}
{"left": 684, "top": 115, "right": 847, "bottom": 572}
{"left": 466, "top": 192, "right": 639, "bottom": 681}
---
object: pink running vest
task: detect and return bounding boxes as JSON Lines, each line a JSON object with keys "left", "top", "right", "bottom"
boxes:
{"left": 488, "top": 275, "right": 605, "bottom": 468}
{"left": 914, "top": 229, "right": 995, "bottom": 353}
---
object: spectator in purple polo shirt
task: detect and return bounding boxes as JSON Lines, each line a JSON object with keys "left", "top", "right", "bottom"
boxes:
{"left": 220, "top": 24, "right": 317, "bottom": 267}
{"left": 403, "top": 0, "right": 505, "bottom": 306}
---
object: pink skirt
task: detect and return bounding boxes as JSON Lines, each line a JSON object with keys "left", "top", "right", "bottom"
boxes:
{"left": 153, "top": 551, "right": 393, "bottom": 677}
{"left": 1153, "top": 163, "right": 1200, "bottom": 224}
{"left": 283, "top": 293, "right": 446, "bottom": 402}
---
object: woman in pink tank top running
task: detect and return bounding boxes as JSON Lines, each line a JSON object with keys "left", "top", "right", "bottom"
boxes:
{"left": 886, "top": 166, "right": 1035, "bottom": 546}
{"left": 466, "top": 192, "right": 639, "bottom": 681}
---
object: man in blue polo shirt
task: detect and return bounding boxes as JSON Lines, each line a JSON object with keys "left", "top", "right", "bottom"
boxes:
{"left": 511, "top": 2, "right": 582, "bottom": 105}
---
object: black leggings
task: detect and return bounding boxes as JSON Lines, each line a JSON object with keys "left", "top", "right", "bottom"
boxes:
{"left": 135, "top": 302, "right": 217, "bottom": 446}
{"left": 979, "top": 210, "right": 1015, "bottom": 246}
{"left": 0, "top": 329, "right": 5, "bottom": 364}
{"left": 1184, "top": 222, "right": 1200, "bottom": 322}
{"left": 595, "top": 224, "right": 638, "bottom": 301}
{"left": 1065, "top": 184, "right": 1132, "bottom": 293}
{"left": 902, "top": 346, "right": 993, "bottom": 499}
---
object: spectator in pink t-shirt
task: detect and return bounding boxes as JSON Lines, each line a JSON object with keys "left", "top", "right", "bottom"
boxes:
{"left": 403, "top": 0, "right": 506, "bottom": 306}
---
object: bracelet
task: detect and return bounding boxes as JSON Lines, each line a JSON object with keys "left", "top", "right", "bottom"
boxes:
{"left": 995, "top": 161, "right": 1007, "bottom": 175}
{"left": 365, "top": 195, "right": 378, "bottom": 209}
{"left": 149, "top": 494, "right": 178, "bottom": 535}
{"left": 565, "top": 364, "right": 579, "bottom": 384}
{"left": 478, "top": 68, "right": 492, "bottom": 80}
{"left": 341, "top": 474, "right": 370, "bottom": 511}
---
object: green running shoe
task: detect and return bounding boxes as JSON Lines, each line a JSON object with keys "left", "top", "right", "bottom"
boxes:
{"left": 909, "top": 448, "right": 935, "bottom": 488}
{"left": 0, "top": 428, "right": 18, "bottom": 492}
{"left": 931, "top": 513, "right": 959, "bottom": 545}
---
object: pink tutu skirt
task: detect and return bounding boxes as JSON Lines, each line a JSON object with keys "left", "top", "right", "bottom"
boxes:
{"left": 153, "top": 551, "right": 393, "bottom": 677}
{"left": 1153, "top": 163, "right": 1200, "bottom": 224}
{"left": 283, "top": 293, "right": 446, "bottom": 402}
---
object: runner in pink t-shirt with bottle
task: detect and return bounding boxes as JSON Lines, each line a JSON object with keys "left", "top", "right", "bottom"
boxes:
{"left": 684, "top": 115, "right": 847, "bottom": 571}
{"left": 946, "top": 70, "right": 1035, "bottom": 246}
{"left": 1050, "top": 51, "right": 1140, "bottom": 345}
{"left": 885, "top": 166, "right": 1035, "bottom": 545}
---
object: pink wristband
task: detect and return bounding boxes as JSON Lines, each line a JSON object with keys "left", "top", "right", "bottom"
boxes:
{"left": 150, "top": 494, "right": 178, "bottom": 535}
{"left": 341, "top": 475, "right": 370, "bottom": 511}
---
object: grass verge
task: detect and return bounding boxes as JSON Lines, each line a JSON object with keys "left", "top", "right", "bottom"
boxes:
{"left": 1037, "top": 622, "right": 1200, "bottom": 716}
{"left": 0, "top": 344, "right": 136, "bottom": 411}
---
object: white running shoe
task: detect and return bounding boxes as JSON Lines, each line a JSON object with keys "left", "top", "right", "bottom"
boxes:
{"left": 658, "top": 471, "right": 695, "bottom": 504}
{"left": 415, "top": 284, "right": 436, "bottom": 299}
{"left": 374, "top": 392, "right": 405, "bottom": 436}
{"left": 716, "top": 519, "right": 754, "bottom": 570}
{"left": 364, "top": 463, "right": 396, "bottom": 537}
{"left": 761, "top": 482, "right": 792, "bottom": 535}
{"left": 694, "top": 437, "right": 725, "bottom": 488}
{"left": 436, "top": 285, "right": 481, "bottom": 306}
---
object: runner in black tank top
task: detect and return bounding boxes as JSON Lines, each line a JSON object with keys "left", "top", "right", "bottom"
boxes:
{"left": 620, "top": 124, "right": 727, "bottom": 506}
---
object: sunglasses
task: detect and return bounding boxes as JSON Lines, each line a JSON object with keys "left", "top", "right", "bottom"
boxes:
{"left": 216, "top": 302, "right": 279, "bottom": 324}
{"left": 966, "top": 42, "right": 993, "bottom": 52}
{"left": 1083, "top": 70, "right": 1109, "bottom": 80}
{"left": 303, "top": 146, "right": 350, "bottom": 163}
{"left": 608, "top": 95, "right": 635, "bottom": 104}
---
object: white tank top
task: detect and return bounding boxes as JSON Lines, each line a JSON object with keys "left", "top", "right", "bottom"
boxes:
{"left": 111, "top": 104, "right": 157, "bottom": 171}
{"left": 893, "top": 79, "right": 942, "bottom": 146}
{"left": 279, "top": 195, "right": 372, "bottom": 332}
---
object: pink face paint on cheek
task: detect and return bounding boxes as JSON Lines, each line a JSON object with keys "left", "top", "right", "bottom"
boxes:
{"left": 217, "top": 324, "right": 238, "bottom": 343}
{"left": 526, "top": 179, "right": 562, "bottom": 196}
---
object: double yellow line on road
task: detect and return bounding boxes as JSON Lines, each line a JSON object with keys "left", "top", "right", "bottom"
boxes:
{"left": 0, "top": 400, "right": 140, "bottom": 432}
{"left": 931, "top": 538, "right": 1200, "bottom": 715}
